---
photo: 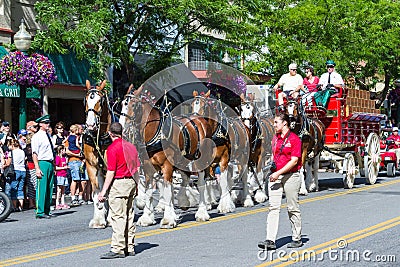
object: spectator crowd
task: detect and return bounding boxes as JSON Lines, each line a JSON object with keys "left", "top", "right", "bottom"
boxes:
{"left": 0, "top": 118, "right": 93, "bottom": 213}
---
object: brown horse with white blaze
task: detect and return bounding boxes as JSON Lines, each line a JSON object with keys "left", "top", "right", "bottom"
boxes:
{"left": 119, "top": 85, "right": 213, "bottom": 228}
{"left": 286, "top": 100, "right": 325, "bottom": 192}
{"left": 239, "top": 93, "right": 273, "bottom": 203}
{"left": 83, "top": 80, "right": 112, "bottom": 228}
{"left": 191, "top": 91, "right": 250, "bottom": 212}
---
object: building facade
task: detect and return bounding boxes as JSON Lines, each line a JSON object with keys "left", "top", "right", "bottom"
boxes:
{"left": 0, "top": 0, "right": 88, "bottom": 133}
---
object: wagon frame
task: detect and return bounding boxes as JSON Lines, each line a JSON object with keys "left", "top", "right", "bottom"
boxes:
{"left": 305, "top": 86, "right": 386, "bottom": 188}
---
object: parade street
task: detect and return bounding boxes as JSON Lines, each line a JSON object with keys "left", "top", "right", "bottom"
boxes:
{"left": 0, "top": 172, "right": 399, "bottom": 267}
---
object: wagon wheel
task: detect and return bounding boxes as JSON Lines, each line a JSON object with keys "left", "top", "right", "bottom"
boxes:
{"left": 387, "top": 163, "right": 396, "bottom": 177}
{"left": 343, "top": 153, "right": 356, "bottom": 189}
{"left": 357, "top": 152, "right": 365, "bottom": 177}
{"left": 363, "top": 133, "right": 380, "bottom": 184}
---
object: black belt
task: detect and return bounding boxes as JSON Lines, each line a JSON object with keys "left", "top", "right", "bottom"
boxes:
{"left": 115, "top": 176, "right": 133, "bottom": 179}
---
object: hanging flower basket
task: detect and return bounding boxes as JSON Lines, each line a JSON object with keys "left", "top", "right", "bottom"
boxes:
{"left": 0, "top": 51, "right": 57, "bottom": 88}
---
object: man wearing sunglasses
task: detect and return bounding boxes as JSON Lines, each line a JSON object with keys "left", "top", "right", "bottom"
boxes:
{"left": 274, "top": 63, "right": 305, "bottom": 111}
{"left": 319, "top": 60, "right": 344, "bottom": 91}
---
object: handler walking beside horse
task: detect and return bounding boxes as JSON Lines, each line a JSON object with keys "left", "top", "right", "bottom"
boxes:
{"left": 99, "top": 122, "right": 140, "bottom": 259}
{"left": 258, "top": 113, "right": 303, "bottom": 250}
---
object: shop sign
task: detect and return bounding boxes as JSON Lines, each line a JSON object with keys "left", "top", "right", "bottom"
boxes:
{"left": 0, "top": 85, "right": 41, "bottom": 98}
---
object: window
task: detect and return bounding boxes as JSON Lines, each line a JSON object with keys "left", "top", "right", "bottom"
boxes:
{"left": 188, "top": 47, "right": 207, "bottom": 70}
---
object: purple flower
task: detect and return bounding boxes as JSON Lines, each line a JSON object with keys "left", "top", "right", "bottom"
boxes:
{"left": 0, "top": 51, "right": 57, "bottom": 88}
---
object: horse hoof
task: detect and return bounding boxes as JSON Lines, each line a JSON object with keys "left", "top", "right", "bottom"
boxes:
{"left": 243, "top": 198, "right": 254, "bottom": 208}
{"left": 160, "top": 223, "right": 175, "bottom": 229}
{"left": 308, "top": 184, "right": 316, "bottom": 192}
{"left": 89, "top": 223, "right": 106, "bottom": 229}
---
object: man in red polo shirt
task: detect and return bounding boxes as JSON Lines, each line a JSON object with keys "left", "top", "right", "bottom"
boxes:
{"left": 258, "top": 113, "right": 303, "bottom": 250}
{"left": 98, "top": 122, "right": 140, "bottom": 259}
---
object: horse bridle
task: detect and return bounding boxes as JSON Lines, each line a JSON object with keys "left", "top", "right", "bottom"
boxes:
{"left": 192, "top": 96, "right": 208, "bottom": 115}
{"left": 120, "top": 93, "right": 139, "bottom": 121}
{"left": 85, "top": 88, "right": 106, "bottom": 130}
{"left": 120, "top": 92, "right": 148, "bottom": 146}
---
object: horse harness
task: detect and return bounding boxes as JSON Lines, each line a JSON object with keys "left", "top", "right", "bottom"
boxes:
{"left": 290, "top": 102, "right": 322, "bottom": 158}
{"left": 82, "top": 130, "right": 112, "bottom": 167}
{"left": 129, "top": 94, "right": 203, "bottom": 161}
{"left": 83, "top": 88, "right": 114, "bottom": 166}
{"left": 246, "top": 116, "right": 263, "bottom": 153}
{"left": 174, "top": 115, "right": 201, "bottom": 159}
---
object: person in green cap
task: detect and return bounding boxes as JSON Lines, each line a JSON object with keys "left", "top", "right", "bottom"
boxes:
{"left": 31, "top": 114, "right": 56, "bottom": 219}
{"left": 318, "top": 60, "right": 344, "bottom": 91}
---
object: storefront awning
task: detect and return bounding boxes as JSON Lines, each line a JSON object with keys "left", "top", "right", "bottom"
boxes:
{"left": 44, "top": 51, "right": 92, "bottom": 86}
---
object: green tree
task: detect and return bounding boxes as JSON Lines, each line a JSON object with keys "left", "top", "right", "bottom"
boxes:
{"left": 33, "top": 0, "right": 261, "bottom": 89}
{"left": 247, "top": 0, "right": 400, "bottom": 105}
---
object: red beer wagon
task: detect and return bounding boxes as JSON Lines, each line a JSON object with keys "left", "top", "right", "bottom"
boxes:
{"left": 305, "top": 85, "right": 386, "bottom": 188}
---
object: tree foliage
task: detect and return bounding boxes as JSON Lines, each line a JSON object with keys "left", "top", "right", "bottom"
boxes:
{"left": 33, "top": 0, "right": 261, "bottom": 90}
{"left": 248, "top": 0, "right": 400, "bottom": 106}
{"left": 33, "top": 0, "right": 400, "bottom": 106}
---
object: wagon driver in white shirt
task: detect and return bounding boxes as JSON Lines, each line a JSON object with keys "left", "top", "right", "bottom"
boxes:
{"left": 274, "top": 63, "right": 305, "bottom": 112}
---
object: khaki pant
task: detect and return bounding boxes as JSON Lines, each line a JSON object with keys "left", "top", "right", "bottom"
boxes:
{"left": 108, "top": 178, "right": 137, "bottom": 254}
{"left": 266, "top": 172, "right": 302, "bottom": 242}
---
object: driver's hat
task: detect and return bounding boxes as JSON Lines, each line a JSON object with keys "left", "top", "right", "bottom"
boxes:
{"left": 393, "top": 127, "right": 398, "bottom": 132}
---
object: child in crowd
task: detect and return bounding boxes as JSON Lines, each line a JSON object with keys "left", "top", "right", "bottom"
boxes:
{"left": 67, "top": 124, "right": 81, "bottom": 156}
{"left": 55, "top": 145, "right": 70, "bottom": 210}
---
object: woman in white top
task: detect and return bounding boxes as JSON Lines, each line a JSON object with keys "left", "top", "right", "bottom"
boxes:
{"left": 4, "top": 139, "right": 26, "bottom": 211}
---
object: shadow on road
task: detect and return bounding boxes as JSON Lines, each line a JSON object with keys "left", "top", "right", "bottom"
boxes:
{"left": 275, "top": 235, "right": 310, "bottom": 249}
{"left": 136, "top": 242, "right": 159, "bottom": 254}
{"left": 367, "top": 191, "right": 400, "bottom": 195}
{"left": 317, "top": 177, "right": 386, "bottom": 191}
{"left": 52, "top": 210, "right": 77, "bottom": 217}
{"left": 0, "top": 218, "right": 18, "bottom": 223}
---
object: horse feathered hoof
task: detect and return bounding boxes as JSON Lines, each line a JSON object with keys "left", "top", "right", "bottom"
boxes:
{"left": 137, "top": 213, "right": 156, "bottom": 227}
{"left": 217, "top": 195, "right": 235, "bottom": 214}
{"left": 254, "top": 190, "right": 267, "bottom": 203}
{"left": 160, "top": 224, "right": 174, "bottom": 229}
{"left": 160, "top": 220, "right": 177, "bottom": 229}
{"left": 243, "top": 196, "right": 254, "bottom": 207}
{"left": 154, "top": 202, "right": 165, "bottom": 213}
{"left": 89, "top": 220, "right": 107, "bottom": 229}
{"left": 195, "top": 204, "right": 210, "bottom": 222}
{"left": 308, "top": 184, "right": 317, "bottom": 192}
{"left": 299, "top": 190, "right": 308, "bottom": 196}
{"left": 135, "top": 197, "right": 146, "bottom": 210}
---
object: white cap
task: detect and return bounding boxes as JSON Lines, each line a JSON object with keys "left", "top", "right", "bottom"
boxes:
{"left": 288, "top": 63, "right": 297, "bottom": 70}
{"left": 393, "top": 127, "right": 398, "bottom": 131}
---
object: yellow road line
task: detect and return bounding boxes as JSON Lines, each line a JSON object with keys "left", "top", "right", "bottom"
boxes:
{"left": 1, "top": 179, "right": 399, "bottom": 266}
{"left": 256, "top": 216, "right": 400, "bottom": 267}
